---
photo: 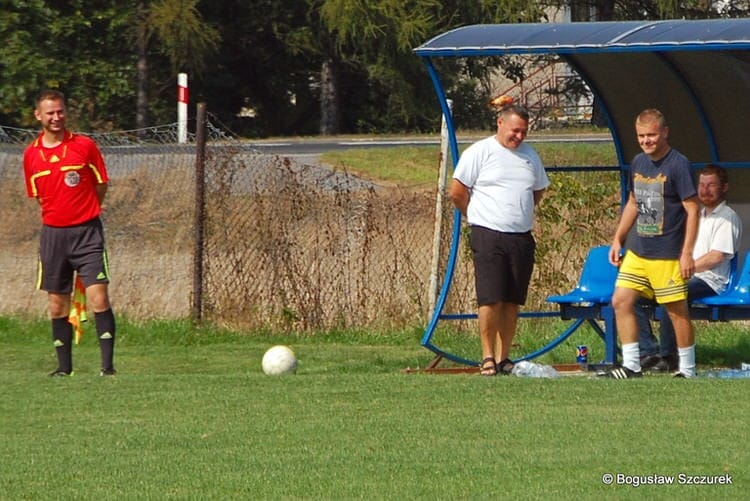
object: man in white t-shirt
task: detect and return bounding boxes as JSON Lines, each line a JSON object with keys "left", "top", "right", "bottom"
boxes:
{"left": 638, "top": 164, "right": 742, "bottom": 372}
{"left": 449, "top": 96, "right": 550, "bottom": 376}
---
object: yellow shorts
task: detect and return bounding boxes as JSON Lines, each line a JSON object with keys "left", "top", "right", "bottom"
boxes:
{"left": 615, "top": 250, "right": 688, "bottom": 303}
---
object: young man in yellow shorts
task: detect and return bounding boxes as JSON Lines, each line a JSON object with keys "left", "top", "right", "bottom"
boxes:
{"left": 607, "top": 109, "right": 700, "bottom": 378}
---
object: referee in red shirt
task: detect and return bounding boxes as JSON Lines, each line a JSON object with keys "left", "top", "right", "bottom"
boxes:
{"left": 23, "top": 89, "right": 117, "bottom": 377}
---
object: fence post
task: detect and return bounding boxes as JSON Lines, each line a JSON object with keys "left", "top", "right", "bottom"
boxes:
{"left": 192, "top": 102, "right": 207, "bottom": 325}
{"left": 428, "top": 99, "right": 453, "bottom": 316}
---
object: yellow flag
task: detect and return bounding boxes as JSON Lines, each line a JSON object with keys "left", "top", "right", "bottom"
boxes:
{"left": 68, "top": 276, "right": 87, "bottom": 344}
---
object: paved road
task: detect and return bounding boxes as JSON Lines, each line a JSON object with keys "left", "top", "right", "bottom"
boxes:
{"left": 249, "top": 133, "right": 613, "bottom": 164}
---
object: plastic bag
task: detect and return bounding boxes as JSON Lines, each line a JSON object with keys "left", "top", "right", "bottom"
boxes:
{"left": 703, "top": 369, "right": 750, "bottom": 379}
{"left": 511, "top": 360, "right": 560, "bottom": 378}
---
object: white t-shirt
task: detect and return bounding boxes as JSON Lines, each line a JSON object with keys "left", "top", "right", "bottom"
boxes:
{"left": 453, "top": 135, "right": 549, "bottom": 232}
{"left": 694, "top": 201, "right": 742, "bottom": 293}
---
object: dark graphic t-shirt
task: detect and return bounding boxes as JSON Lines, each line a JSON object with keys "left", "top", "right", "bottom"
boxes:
{"left": 628, "top": 148, "right": 696, "bottom": 259}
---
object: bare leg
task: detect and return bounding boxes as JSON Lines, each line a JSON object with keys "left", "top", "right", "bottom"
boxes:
{"left": 495, "top": 302, "right": 519, "bottom": 362}
{"left": 611, "top": 287, "right": 644, "bottom": 373}
{"left": 48, "top": 292, "right": 71, "bottom": 319}
{"left": 478, "top": 303, "right": 501, "bottom": 362}
{"left": 85, "top": 283, "right": 111, "bottom": 313}
{"left": 611, "top": 287, "right": 640, "bottom": 345}
{"left": 662, "top": 300, "right": 694, "bottom": 348}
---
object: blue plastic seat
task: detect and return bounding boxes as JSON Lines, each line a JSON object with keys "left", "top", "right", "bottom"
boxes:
{"left": 547, "top": 245, "right": 618, "bottom": 305}
{"left": 543, "top": 245, "right": 620, "bottom": 365}
{"left": 695, "top": 251, "right": 750, "bottom": 306}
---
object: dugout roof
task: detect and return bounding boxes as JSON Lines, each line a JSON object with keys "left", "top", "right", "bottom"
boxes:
{"left": 414, "top": 18, "right": 750, "bottom": 168}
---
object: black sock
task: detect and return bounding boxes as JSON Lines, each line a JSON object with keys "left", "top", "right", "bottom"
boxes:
{"left": 51, "top": 317, "right": 73, "bottom": 373}
{"left": 95, "top": 309, "right": 116, "bottom": 370}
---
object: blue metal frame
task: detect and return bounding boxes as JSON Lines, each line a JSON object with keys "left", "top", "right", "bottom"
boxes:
{"left": 415, "top": 19, "right": 750, "bottom": 367}
{"left": 417, "top": 55, "right": 620, "bottom": 366}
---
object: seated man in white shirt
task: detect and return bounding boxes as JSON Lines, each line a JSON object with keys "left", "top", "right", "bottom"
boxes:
{"left": 638, "top": 164, "right": 742, "bottom": 372}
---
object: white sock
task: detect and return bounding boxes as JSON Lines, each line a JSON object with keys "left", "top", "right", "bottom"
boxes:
{"left": 678, "top": 345, "right": 696, "bottom": 378}
{"left": 622, "top": 342, "right": 641, "bottom": 372}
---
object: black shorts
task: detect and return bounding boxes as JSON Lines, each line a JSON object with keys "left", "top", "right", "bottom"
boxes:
{"left": 470, "top": 225, "right": 535, "bottom": 306}
{"left": 37, "top": 218, "right": 110, "bottom": 294}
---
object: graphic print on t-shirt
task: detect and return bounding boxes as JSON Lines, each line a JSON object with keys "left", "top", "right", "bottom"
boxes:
{"left": 634, "top": 172, "right": 665, "bottom": 236}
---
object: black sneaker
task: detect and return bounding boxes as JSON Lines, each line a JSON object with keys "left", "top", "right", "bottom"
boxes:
{"left": 605, "top": 366, "right": 643, "bottom": 379}
{"left": 49, "top": 369, "right": 73, "bottom": 377}
{"left": 99, "top": 368, "right": 117, "bottom": 377}
{"left": 640, "top": 354, "right": 662, "bottom": 370}
{"left": 651, "top": 353, "right": 678, "bottom": 373}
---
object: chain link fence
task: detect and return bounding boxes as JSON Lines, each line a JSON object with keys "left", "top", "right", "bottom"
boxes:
{"left": 0, "top": 121, "right": 619, "bottom": 332}
{"left": 0, "top": 122, "right": 470, "bottom": 331}
{"left": 1, "top": 127, "right": 201, "bottom": 322}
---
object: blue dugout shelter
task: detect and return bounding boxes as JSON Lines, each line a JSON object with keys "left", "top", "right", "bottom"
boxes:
{"left": 414, "top": 19, "right": 750, "bottom": 366}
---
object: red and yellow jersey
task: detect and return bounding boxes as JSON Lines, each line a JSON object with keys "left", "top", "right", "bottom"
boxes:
{"left": 23, "top": 131, "right": 108, "bottom": 227}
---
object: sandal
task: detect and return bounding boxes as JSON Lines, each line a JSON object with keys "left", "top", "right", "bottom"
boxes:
{"left": 496, "top": 358, "right": 515, "bottom": 376}
{"left": 479, "top": 357, "right": 497, "bottom": 376}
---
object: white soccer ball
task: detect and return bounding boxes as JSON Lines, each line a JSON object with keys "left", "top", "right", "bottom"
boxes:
{"left": 261, "top": 345, "right": 298, "bottom": 375}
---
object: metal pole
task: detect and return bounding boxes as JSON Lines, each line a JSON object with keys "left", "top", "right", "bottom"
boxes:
{"left": 178, "top": 73, "right": 189, "bottom": 144}
{"left": 428, "top": 99, "right": 453, "bottom": 316}
{"left": 192, "top": 102, "right": 207, "bottom": 324}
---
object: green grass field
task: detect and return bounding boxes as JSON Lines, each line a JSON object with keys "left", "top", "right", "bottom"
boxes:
{"left": 3, "top": 139, "right": 747, "bottom": 499}
{"left": 2, "top": 316, "right": 747, "bottom": 500}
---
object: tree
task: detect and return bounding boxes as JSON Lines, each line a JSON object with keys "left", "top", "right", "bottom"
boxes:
{"left": 194, "top": 0, "right": 320, "bottom": 137}
{"left": 422, "top": 1, "right": 552, "bottom": 131}
{"left": 0, "top": 0, "right": 134, "bottom": 130}
{"left": 145, "top": 0, "right": 220, "bottom": 75}
{"left": 0, "top": 0, "right": 54, "bottom": 125}
{"left": 544, "top": 0, "right": 743, "bottom": 22}
{"left": 0, "top": 0, "right": 220, "bottom": 131}
{"left": 309, "top": 0, "right": 444, "bottom": 134}
{"left": 134, "top": 1, "right": 151, "bottom": 132}
{"left": 301, "top": 0, "right": 553, "bottom": 134}
{"left": 134, "top": 0, "right": 220, "bottom": 129}
{"left": 2, "top": 0, "right": 747, "bottom": 135}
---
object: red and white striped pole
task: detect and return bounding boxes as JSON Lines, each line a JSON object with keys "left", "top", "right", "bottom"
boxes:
{"left": 178, "top": 73, "right": 189, "bottom": 143}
